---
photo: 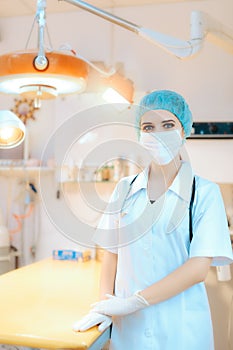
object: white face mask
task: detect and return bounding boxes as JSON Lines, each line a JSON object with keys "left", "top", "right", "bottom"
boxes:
{"left": 140, "top": 129, "right": 183, "bottom": 165}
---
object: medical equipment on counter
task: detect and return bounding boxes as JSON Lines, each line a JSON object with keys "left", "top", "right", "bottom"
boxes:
{"left": 53, "top": 249, "right": 91, "bottom": 262}
{"left": 9, "top": 180, "right": 39, "bottom": 266}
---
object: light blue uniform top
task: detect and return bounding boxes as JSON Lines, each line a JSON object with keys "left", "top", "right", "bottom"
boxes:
{"left": 93, "top": 161, "right": 233, "bottom": 350}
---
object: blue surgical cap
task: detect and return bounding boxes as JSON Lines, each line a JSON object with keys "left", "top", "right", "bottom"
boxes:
{"left": 136, "top": 90, "right": 193, "bottom": 138}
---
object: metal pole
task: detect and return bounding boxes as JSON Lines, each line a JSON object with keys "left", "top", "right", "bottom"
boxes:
{"left": 61, "top": 0, "right": 141, "bottom": 34}
{"left": 34, "top": 0, "right": 49, "bottom": 70}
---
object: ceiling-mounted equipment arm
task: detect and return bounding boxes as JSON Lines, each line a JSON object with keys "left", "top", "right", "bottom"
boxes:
{"left": 61, "top": 0, "right": 203, "bottom": 58}
{"left": 200, "top": 11, "right": 233, "bottom": 55}
{"left": 61, "top": 0, "right": 233, "bottom": 58}
{"left": 61, "top": 0, "right": 141, "bottom": 33}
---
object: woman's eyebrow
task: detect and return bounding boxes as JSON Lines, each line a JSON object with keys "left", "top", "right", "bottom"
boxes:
{"left": 161, "top": 119, "right": 176, "bottom": 124}
{"left": 141, "top": 122, "right": 153, "bottom": 125}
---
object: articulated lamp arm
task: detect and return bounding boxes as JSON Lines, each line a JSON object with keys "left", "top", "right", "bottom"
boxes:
{"left": 200, "top": 11, "right": 233, "bottom": 55}
{"left": 61, "top": 0, "right": 233, "bottom": 58}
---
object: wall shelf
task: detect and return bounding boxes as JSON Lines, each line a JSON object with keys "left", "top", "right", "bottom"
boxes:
{"left": 60, "top": 180, "right": 117, "bottom": 184}
{"left": 0, "top": 167, "right": 54, "bottom": 177}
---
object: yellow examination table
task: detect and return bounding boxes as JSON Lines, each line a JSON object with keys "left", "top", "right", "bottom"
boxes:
{"left": 0, "top": 258, "right": 110, "bottom": 350}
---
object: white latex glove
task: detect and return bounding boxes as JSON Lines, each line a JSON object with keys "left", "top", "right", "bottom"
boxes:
{"left": 91, "top": 292, "right": 149, "bottom": 317}
{"left": 72, "top": 312, "right": 112, "bottom": 332}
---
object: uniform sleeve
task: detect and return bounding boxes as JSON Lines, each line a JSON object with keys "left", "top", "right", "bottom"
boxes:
{"left": 92, "top": 178, "right": 131, "bottom": 253}
{"left": 189, "top": 180, "right": 233, "bottom": 266}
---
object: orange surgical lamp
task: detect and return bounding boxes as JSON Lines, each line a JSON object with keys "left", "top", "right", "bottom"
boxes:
{"left": 0, "top": 0, "right": 89, "bottom": 103}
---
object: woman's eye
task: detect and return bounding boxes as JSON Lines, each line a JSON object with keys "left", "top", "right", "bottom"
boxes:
{"left": 141, "top": 124, "right": 154, "bottom": 132}
{"left": 163, "top": 122, "right": 175, "bottom": 129}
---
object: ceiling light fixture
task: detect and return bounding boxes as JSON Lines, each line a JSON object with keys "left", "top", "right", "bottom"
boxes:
{"left": 83, "top": 61, "right": 134, "bottom": 104}
{"left": 0, "top": 0, "right": 88, "bottom": 105}
{"left": 0, "top": 110, "right": 26, "bottom": 149}
{"left": 102, "top": 88, "right": 131, "bottom": 104}
{"left": 102, "top": 73, "right": 134, "bottom": 104}
{"left": 62, "top": 0, "right": 233, "bottom": 58}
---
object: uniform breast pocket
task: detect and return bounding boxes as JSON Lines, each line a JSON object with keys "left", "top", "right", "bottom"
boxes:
{"left": 166, "top": 212, "right": 191, "bottom": 259}
{"left": 119, "top": 208, "right": 151, "bottom": 246}
{"left": 118, "top": 211, "right": 136, "bottom": 246}
{"left": 137, "top": 231, "right": 152, "bottom": 251}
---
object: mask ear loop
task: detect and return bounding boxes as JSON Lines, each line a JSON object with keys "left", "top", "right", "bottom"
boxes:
{"left": 179, "top": 126, "right": 186, "bottom": 145}
{"left": 179, "top": 127, "right": 188, "bottom": 162}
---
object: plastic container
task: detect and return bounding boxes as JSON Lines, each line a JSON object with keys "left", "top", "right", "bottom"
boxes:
{"left": 52, "top": 249, "right": 91, "bottom": 262}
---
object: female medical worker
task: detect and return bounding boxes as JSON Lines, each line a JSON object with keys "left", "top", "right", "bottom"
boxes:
{"left": 73, "top": 90, "right": 233, "bottom": 350}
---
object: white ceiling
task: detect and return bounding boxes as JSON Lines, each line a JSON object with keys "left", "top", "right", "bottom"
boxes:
{"left": 0, "top": 0, "right": 205, "bottom": 18}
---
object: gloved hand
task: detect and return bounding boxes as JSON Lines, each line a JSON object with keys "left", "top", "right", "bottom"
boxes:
{"left": 72, "top": 312, "right": 112, "bottom": 332}
{"left": 91, "top": 291, "right": 149, "bottom": 317}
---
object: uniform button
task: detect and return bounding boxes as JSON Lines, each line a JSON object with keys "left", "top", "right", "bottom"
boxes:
{"left": 144, "top": 328, "right": 152, "bottom": 337}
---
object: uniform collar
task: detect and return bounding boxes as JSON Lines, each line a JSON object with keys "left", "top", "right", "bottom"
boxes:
{"left": 127, "top": 167, "right": 148, "bottom": 197}
{"left": 168, "top": 161, "right": 194, "bottom": 203}
{"left": 128, "top": 161, "right": 194, "bottom": 202}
